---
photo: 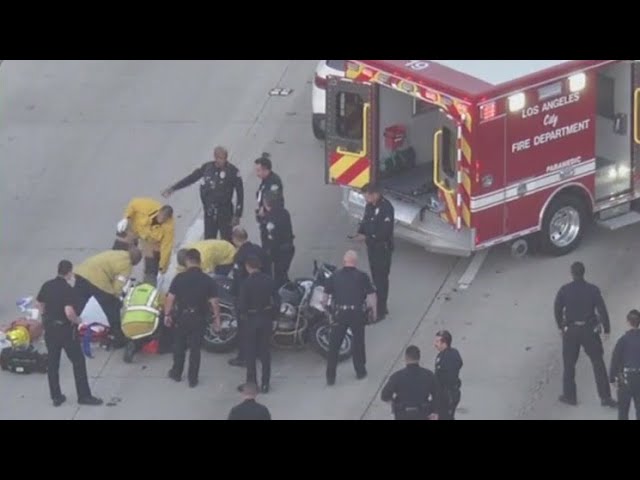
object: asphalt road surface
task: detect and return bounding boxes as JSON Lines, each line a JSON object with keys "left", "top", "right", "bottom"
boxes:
{"left": 1, "top": 60, "right": 635, "bottom": 420}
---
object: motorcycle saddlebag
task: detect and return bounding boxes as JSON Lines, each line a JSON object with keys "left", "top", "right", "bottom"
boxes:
{"left": 0, "top": 346, "right": 48, "bottom": 374}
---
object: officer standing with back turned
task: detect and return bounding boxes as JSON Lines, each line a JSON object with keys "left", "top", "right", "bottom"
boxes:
{"left": 162, "top": 146, "right": 244, "bottom": 242}
{"left": 554, "top": 262, "right": 617, "bottom": 408}
{"left": 352, "top": 183, "right": 394, "bottom": 322}
{"left": 323, "top": 250, "right": 376, "bottom": 386}
{"left": 35, "top": 260, "right": 103, "bottom": 407}
{"left": 609, "top": 310, "right": 640, "bottom": 420}
{"left": 237, "top": 255, "right": 278, "bottom": 393}
{"left": 434, "top": 330, "right": 463, "bottom": 420}
{"left": 164, "top": 249, "right": 221, "bottom": 388}
{"left": 227, "top": 227, "right": 270, "bottom": 368}
{"left": 381, "top": 345, "right": 441, "bottom": 420}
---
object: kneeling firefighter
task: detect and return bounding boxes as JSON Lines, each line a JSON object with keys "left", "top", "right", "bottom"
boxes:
{"left": 121, "top": 283, "right": 172, "bottom": 363}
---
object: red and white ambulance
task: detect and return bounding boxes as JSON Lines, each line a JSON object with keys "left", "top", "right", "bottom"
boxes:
{"left": 324, "top": 60, "right": 640, "bottom": 256}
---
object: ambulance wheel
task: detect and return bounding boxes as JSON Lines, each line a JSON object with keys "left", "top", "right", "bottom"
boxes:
{"left": 539, "top": 193, "right": 588, "bottom": 256}
{"left": 312, "top": 116, "right": 326, "bottom": 140}
{"left": 203, "top": 308, "right": 238, "bottom": 354}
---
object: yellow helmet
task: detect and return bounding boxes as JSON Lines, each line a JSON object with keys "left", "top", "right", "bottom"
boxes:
{"left": 6, "top": 326, "right": 30, "bottom": 348}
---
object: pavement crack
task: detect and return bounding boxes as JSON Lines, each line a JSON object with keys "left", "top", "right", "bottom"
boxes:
{"left": 359, "top": 257, "right": 466, "bottom": 420}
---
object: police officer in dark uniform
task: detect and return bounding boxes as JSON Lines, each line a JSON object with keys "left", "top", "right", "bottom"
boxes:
{"left": 35, "top": 260, "right": 103, "bottom": 407}
{"left": 609, "top": 310, "right": 640, "bottom": 420}
{"left": 381, "top": 345, "right": 442, "bottom": 420}
{"left": 237, "top": 255, "right": 278, "bottom": 393}
{"left": 227, "top": 227, "right": 270, "bottom": 368}
{"left": 163, "top": 146, "right": 244, "bottom": 242}
{"left": 324, "top": 250, "right": 376, "bottom": 386}
{"left": 353, "top": 184, "right": 394, "bottom": 322}
{"left": 554, "top": 262, "right": 617, "bottom": 407}
{"left": 434, "top": 330, "right": 463, "bottom": 420}
{"left": 164, "top": 249, "right": 221, "bottom": 388}
{"left": 227, "top": 382, "right": 272, "bottom": 420}
{"left": 262, "top": 191, "right": 295, "bottom": 289}
{"left": 254, "top": 153, "right": 284, "bottom": 249}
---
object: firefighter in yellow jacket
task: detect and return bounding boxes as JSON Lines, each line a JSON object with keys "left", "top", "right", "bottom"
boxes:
{"left": 176, "top": 239, "right": 237, "bottom": 276}
{"left": 113, "top": 197, "right": 175, "bottom": 286}
{"left": 74, "top": 248, "right": 143, "bottom": 347}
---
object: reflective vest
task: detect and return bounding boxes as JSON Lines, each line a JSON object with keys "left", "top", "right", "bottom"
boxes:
{"left": 121, "top": 284, "right": 160, "bottom": 340}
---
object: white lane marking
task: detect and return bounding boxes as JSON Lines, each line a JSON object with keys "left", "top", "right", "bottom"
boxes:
{"left": 158, "top": 218, "right": 204, "bottom": 293}
{"left": 457, "top": 248, "right": 490, "bottom": 290}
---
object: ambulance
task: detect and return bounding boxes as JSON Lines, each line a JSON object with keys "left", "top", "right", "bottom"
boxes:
{"left": 324, "top": 60, "right": 640, "bottom": 257}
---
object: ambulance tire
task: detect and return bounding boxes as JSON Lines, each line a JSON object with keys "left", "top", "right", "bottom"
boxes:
{"left": 539, "top": 193, "right": 588, "bottom": 257}
{"left": 312, "top": 116, "right": 326, "bottom": 140}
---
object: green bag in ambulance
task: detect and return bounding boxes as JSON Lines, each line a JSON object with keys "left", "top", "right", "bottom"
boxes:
{"left": 121, "top": 283, "right": 161, "bottom": 340}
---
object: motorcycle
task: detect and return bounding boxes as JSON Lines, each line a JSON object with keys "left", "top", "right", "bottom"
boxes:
{"left": 203, "top": 260, "right": 354, "bottom": 362}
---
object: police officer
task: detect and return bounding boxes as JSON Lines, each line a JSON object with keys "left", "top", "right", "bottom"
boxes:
{"left": 163, "top": 146, "right": 244, "bottom": 242}
{"left": 254, "top": 153, "right": 284, "bottom": 249}
{"left": 227, "top": 382, "right": 272, "bottom": 420}
{"left": 35, "top": 260, "right": 103, "bottom": 407}
{"left": 237, "top": 255, "right": 278, "bottom": 393}
{"left": 227, "top": 227, "right": 270, "bottom": 368}
{"left": 381, "top": 345, "right": 441, "bottom": 420}
{"left": 164, "top": 249, "right": 221, "bottom": 388}
{"left": 434, "top": 330, "right": 463, "bottom": 420}
{"left": 352, "top": 183, "right": 394, "bottom": 322}
{"left": 554, "top": 262, "right": 617, "bottom": 407}
{"left": 262, "top": 191, "right": 295, "bottom": 288}
{"left": 324, "top": 250, "right": 376, "bottom": 386}
{"left": 609, "top": 310, "right": 640, "bottom": 420}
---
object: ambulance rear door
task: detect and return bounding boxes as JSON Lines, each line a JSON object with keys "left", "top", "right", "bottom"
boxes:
{"left": 325, "top": 77, "right": 377, "bottom": 190}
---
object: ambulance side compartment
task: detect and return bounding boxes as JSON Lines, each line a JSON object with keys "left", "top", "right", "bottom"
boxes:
{"left": 470, "top": 114, "right": 507, "bottom": 247}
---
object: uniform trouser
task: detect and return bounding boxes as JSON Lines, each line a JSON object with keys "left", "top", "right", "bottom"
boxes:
{"left": 258, "top": 225, "right": 273, "bottom": 277}
{"left": 44, "top": 325, "right": 91, "bottom": 400}
{"left": 367, "top": 244, "right": 392, "bottom": 314}
{"left": 172, "top": 314, "right": 206, "bottom": 383}
{"left": 326, "top": 314, "right": 366, "bottom": 382}
{"left": 74, "top": 275, "right": 125, "bottom": 343}
{"left": 113, "top": 233, "right": 160, "bottom": 286}
{"left": 618, "top": 373, "right": 640, "bottom": 420}
{"left": 440, "top": 387, "right": 462, "bottom": 420}
{"left": 204, "top": 204, "right": 233, "bottom": 242}
{"left": 245, "top": 316, "right": 272, "bottom": 386}
{"left": 272, "top": 246, "right": 295, "bottom": 290}
{"left": 562, "top": 325, "right": 611, "bottom": 402}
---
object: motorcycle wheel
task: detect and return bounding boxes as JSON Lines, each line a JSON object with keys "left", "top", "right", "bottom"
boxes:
{"left": 308, "top": 320, "right": 353, "bottom": 362}
{"left": 203, "top": 306, "right": 238, "bottom": 354}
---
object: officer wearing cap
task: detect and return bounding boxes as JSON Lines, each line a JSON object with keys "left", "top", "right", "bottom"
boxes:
{"left": 609, "top": 310, "right": 640, "bottom": 420}
{"left": 254, "top": 153, "right": 284, "bottom": 249}
{"left": 323, "top": 250, "right": 376, "bottom": 386}
{"left": 237, "top": 255, "right": 279, "bottom": 393}
{"left": 35, "top": 260, "right": 103, "bottom": 407}
{"left": 227, "top": 227, "right": 270, "bottom": 368}
{"left": 381, "top": 345, "right": 441, "bottom": 420}
{"left": 163, "top": 146, "right": 244, "bottom": 242}
{"left": 554, "top": 261, "right": 617, "bottom": 408}
{"left": 261, "top": 191, "right": 295, "bottom": 289}
{"left": 352, "top": 183, "right": 394, "bottom": 322}
{"left": 434, "top": 330, "right": 463, "bottom": 420}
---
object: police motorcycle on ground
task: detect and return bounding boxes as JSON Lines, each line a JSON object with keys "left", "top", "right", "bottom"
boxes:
{"left": 204, "top": 260, "right": 354, "bottom": 362}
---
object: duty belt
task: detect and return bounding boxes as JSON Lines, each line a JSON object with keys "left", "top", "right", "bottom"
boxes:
{"left": 334, "top": 305, "right": 360, "bottom": 311}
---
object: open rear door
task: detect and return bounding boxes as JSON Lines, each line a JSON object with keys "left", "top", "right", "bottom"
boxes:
{"left": 325, "top": 77, "right": 376, "bottom": 189}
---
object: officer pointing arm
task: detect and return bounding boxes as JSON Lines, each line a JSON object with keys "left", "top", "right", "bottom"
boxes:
{"left": 162, "top": 146, "right": 244, "bottom": 241}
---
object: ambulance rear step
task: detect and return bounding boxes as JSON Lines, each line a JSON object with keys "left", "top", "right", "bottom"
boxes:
{"left": 596, "top": 203, "right": 640, "bottom": 230}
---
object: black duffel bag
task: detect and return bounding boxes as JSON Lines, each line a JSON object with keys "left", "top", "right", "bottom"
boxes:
{"left": 0, "top": 346, "right": 48, "bottom": 374}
